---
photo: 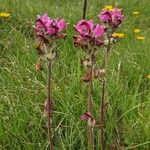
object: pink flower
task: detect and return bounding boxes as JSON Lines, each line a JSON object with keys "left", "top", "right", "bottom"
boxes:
{"left": 46, "top": 18, "right": 68, "bottom": 35}
{"left": 34, "top": 13, "right": 53, "bottom": 35}
{"left": 46, "top": 25, "right": 59, "bottom": 35}
{"left": 98, "top": 7, "right": 124, "bottom": 28}
{"left": 111, "top": 8, "right": 124, "bottom": 27}
{"left": 81, "top": 112, "right": 96, "bottom": 127}
{"left": 73, "top": 20, "right": 105, "bottom": 48}
{"left": 99, "top": 11, "right": 112, "bottom": 23}
{"left": 93, "top": 24, "right": 105, "bottom": 38}
{"left": 81, "top": 112, "right": 93, "bottom": 120}
{"left": 74, "top": 20, "right": 94, "bottom": 36}
{"left": 34, "top": 13, "right": 67, "bottom": 37}
{"left": 37, "top": 13, "right": 53, "bottom": 27}
{"left": 56, "top": 19, "right": 68, "bottom": 32}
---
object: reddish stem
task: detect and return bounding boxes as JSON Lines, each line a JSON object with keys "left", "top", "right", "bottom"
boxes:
{"left": 100, "top": 41, "right": 111, "bottom": 150}
{"left": 47, "top": 61, "right": 54, "bottom": 150}
{"left": 100, "top": 77, "right": 106, "bottom": 150}
{"left": 87, "top": 54, "right": 94, "bottom": 150}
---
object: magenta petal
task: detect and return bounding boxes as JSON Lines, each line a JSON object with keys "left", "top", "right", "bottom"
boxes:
{"left": 35, "top": 13, "right": 53, "bottom": 36}
{"left": 112, "top": 10, "right": 122, "bottom": 20}
{"left": 87, "top": 20, "right": 94, "bottom": 29}
{"left": 98, "top": 8, "right": 124, "bottom": 27}
{"left": 74, "top": 20, "right": 93, "bottom": 35}
{"left": 37, "top": 13, "right": 53, "bottom": 27}
{"left": 99, "top": 11, "right": 112, "bottom": 22}
{"left": 93, "top": 24, "right": 105, "bottom": 38}
{"left": 46, "top": 27, "right": 56, "bottom": 35}
{"left": 57, "top": 19, "right": 67, "bottom": 32}
{"left": 35, "top": 14, "right": 68, "bottom": 37}
{"left": 111, "top": 8, "right": 124, "bottom": 27}
{"left": 36, "top": 13, "right": 48, "bottom": 21}
{"left": 80, "top": 112, "right": 96, "bottom": 126}
{"left": 80, "top": 112, "right": 93, "bottom": 121}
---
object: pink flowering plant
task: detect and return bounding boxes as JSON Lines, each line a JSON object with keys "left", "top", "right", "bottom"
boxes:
{"left": 35, "top": 14, "right": 67, "bottom": 38}
{"left": 73, "top": 19, "right": 106, "bottom": 150}
{"left": 73, "top": 6, "right": 124, "bottom": 150}
{"left": 99, "top": 8, "right": 124, "bottom": 29}
{"left": 74, "top": 20, "right": 105, "bottom": 50}
{"left": 34, "top": 13, "right": 67, "bottom": 61}
{"left": 33, "top": 13, "right": 68, "bottom": 149}
{"left": 98, "top": 8, "right": 124, "bottom": 149}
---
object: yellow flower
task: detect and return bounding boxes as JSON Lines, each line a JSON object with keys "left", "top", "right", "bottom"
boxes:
{"left": 102, "top": 5, "right": 114, "bottom": 11}
{"left": 105, "top": 5, "right": 113, "bottom": 10}
{"left": 146, "top": 74, "right": 150, "bottom": 79}
{"left": 134, "top": 28, "right": 141, "bottom": 33}
{"left": 0, "top": 12, "right": 11, "bottom": 18}
{"left": 136, "top": 36, "right": 145, "bottom": 40}
{"left": 112, "top": 32, "right": 125, "bottom": 38}
{"left": 133, "top": 11, "right": 139, "bottom": 15}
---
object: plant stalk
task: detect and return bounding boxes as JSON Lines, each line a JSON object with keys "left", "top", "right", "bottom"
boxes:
{"left": 47, "top": 60, "right": 54, "bottom": 150}
{"left": 87, "top": 54, "right": 94, "bottom": 150}
{"left": 100, "top": 77, "right": 106, "bottom": 150}
{"left": 83, "top": 0, "right": 87, "bottom": 19}
{"left": 100, "top": 40, "right": 111, "bottom": 150}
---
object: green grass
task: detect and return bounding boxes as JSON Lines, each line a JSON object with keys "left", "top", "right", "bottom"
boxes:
{"left": 0, "top": 0, "right": 150, "bottom": 149}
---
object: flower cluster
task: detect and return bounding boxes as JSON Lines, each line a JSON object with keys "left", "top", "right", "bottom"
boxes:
{"left": 99, "top": 7, "right": 124, "bottom": 28}
{"left": 73, "top": 20, "right": 105, "bottom": 49}
{"left": 132, "top": 12, "right": 145, "bottom": 41}
{"left": 34, "top": 13, "right": 68, "bottom": 71}
{"left": 73, "top": 7, "right": 124, "bottom": 52}
{"left": 34, "top": 13, "right": 67, "bottom": 39}
{"left": 73, "top": 6, "right": 124, "bottom": 126}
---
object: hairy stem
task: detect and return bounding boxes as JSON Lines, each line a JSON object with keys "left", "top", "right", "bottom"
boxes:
{"left": 100, "top": 77, "right": 106, "bottom": 150}
{"left": 83, "top": 0, "right": 87, "bottom": 19}
{"left": 100, "top": 41, "right": 111, "bottom": 150}
{"left": 47, "top": 60, "right": 54, "bottom": 150}
{"left": 87, "top": 54, "right": 94, "bottom": 150}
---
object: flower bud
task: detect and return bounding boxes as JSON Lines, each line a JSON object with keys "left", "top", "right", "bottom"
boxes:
{"left": 81, "top": 57, "right": 92, "bottom": 68}
{"left": 94, "top": 69, "right": 105, "bottom": 78}
{"left": 81, "top": 112, "right": 96, "bottom": 127}
{"left": 43, "top": 99, "right": 53, "bottom": 117}
{"left": 35, "top": 63, "right": 43, "bottom": 71}
{"left": 80, "top": 72, "right": 92, "bottom": 82}
{"left": 104, "top": 38, "right": 109, "bottom": 45}
{"left": 46, "top": 52, "right": 56, "bottom": 61}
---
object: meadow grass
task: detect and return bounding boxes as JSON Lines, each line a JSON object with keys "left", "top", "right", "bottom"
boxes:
{"left": 0, "top": 0, "right": 150, "bottom": 149}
